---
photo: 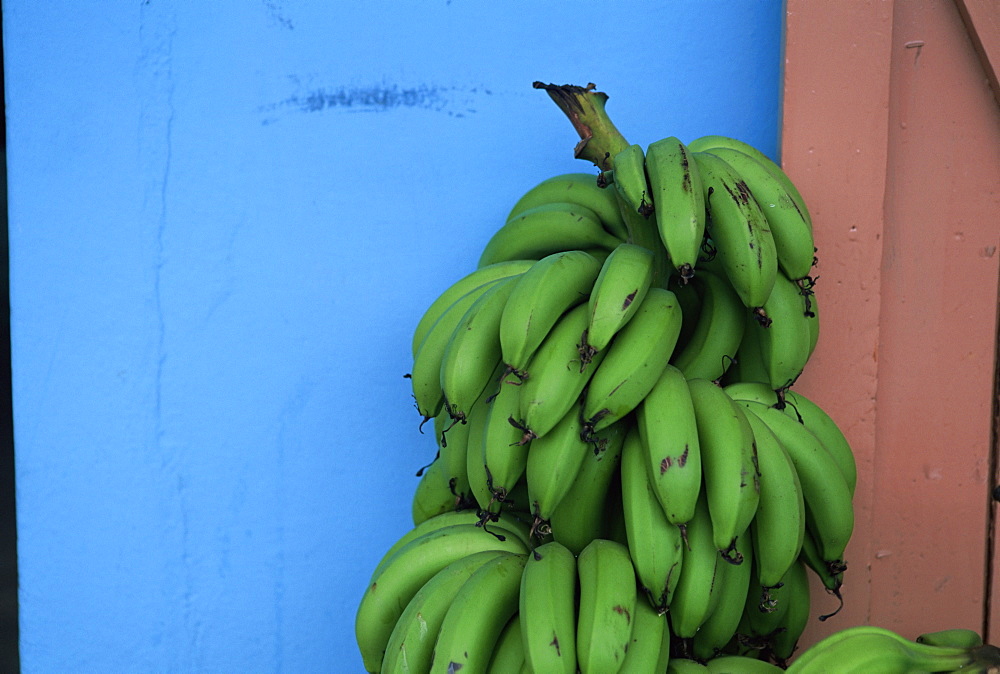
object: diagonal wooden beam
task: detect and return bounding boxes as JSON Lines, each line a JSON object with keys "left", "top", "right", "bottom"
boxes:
{"left": 954, "top": 0, "right": 1000, "bottom": 106}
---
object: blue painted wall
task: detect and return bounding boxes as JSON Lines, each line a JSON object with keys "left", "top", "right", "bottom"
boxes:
{"left": 4, "top": 2, "right": 783, "bottom": 671}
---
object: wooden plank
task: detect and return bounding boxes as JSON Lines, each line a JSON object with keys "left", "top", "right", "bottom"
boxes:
{"left": 874, "top": 0, "right": 1000, "bottom": 641}
{"left": 781, "top": 0, "right": 895, "bottom": 646}
{"left": 783, "top": 0, "right": 1000, "bottom": 649}
{"left": 954, "top": 0, "right": 1000, "bottom": 106}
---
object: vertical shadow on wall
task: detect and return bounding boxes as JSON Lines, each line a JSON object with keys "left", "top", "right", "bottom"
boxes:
{"left": 0, "top": 3, "right": 19, "bottom": 670}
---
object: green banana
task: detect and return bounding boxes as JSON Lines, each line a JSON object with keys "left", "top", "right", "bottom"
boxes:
{"left": 670, "top": 268, "right": 746, "bottom": 382}
{"left": 371, "top": 509, "right": 530, "bottom": 583}
{"left": 519, "top": 302, "right": 606, "bottom": 439}
{"left": 743, "top": 410, "right": 806, "bottom": 589}
{"left": 429, "top": 551, "right": 528, "bottom": 673}
{"left": 692, "top": 151, "right": 778, "bottom": 312}
{"left": 738, "top": 400, "right": 854, "bottom": 573}
{"left": 768, "top": 559, "right": 812, "bottom": 664}
{"left": 411, "top": 458, "right": 464, "bottom": 527}
{"left": 548, "top": 421, "right": 628, "bottom": 555}
{"left": 583, "top": 287, "right": 683, "bottom": 432}
{"left": 611, "top": 143, "right": 655, "bottom": 216}
{"left": 743, "top": 268, "right": 817, "bottom": 391}
{"left": 524, "top": 399, "right": 591, "bottom": 532}
{"left": 669, "top": 491, "right": 723, "bottom": 639}
{"left": 575, "top": 539, "right": 638, "bottom": 674}
{"left": 487, "top": 613, "right": 526, "bottom": 673}
{"left": 705, "top": 655, "right": 785, "bottom": 673}
{"left": 701, "top": 146, "right": 816, "bottom": 281}
{"left": 636, "top": 363, "right": 702, "bottom": 527}
{"left": 723, "top": 381, "right": 857, "bottom": 496}
{"left": 784, "top": 625, "right": 999, "bottom": 673}
{"left": 722, "top": 310, "right": 770, "bottom": 386}
{"left": 432, "top": 403, "right": 474, "bottom": 505}
{"left": 797, "top": 527, "right": 845, "bottom": 609}
{"left": 481, "top": 373, "right": 530, "bottom": 507}
{"left": 741, "top": 557, "right": 794, "bottom": 653}
{"left": 618, "top": 595, "right": 670, "bottom": 673}
{"left": 439, "top": 273, "right": 521, "bottom": 421}
{"left": 412, "top": 259, "right": 536, "bottom": 358}
{"left": 478, "top": 203, "right": 623, "bottom": 267}
{"left": 410, "top": 277, "right": 507, "bottom": 420}
{"left": 581, "top": 242, "right": 656, "bottom": 359}
{"left": 379, "top": 549, "right": 506, "bottom": 674}
{"left": 687, "top": 378, "right": 760, "bottom": 562}
{"left": 519, "top": 541, "right": 578, "bottom": 674}
{"left": 692, "top": 533, "right": 754, "bottom": 661}
{"left": 667, "top": 659, "right": 711, "bottom": 673}
{"left": 506, "top": 172, "right": 629, "bottom": 240}
{"left": 499, "top": 250, "right": 603, "bottom": 379}
{"left": 645, "top": 136, "right": 706, "bottom": 280}
{"left": 355, "top": 523, "right": 528, "bottom": 672}
{"left": 916, "top": 628, "right": 984, "bottom": 649}
{"left": 686, "top": 135, "right": 812, "bottom": 232}
{"left": 620, "top": 425, "right": 684, "bottom": 610}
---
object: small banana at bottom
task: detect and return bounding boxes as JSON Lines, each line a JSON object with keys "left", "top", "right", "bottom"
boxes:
{"left": 785, "top": 625, "right": 1000, "bottom": 673}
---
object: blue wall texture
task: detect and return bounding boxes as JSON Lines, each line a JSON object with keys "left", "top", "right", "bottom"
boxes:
{"left": 4, "top": 2, "right": 783, "bottom": 671}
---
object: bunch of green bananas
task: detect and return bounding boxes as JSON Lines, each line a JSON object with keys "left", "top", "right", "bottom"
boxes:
{"left": 356, "top": 83, "right": 997, "bottom": 672}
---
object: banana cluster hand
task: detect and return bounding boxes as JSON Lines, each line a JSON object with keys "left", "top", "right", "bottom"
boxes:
{"left": 358, "top": 88, "right": 996, "bottom": 671}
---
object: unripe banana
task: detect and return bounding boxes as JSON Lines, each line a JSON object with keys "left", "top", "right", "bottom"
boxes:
{"left": 723, "top": 381, "right": 856, "bottom": 496}
{"left": 692, "top": 533, "right": 754, "bottom": 661}
{"left": 916, "top": 628, "right": 984, "bottom": 649}
{"left": 700, "top": 145, "right": 816, "bottom": 281}
{"left": 429, "top": 551, "right": 528, "bottom": 673}
{"left": 519, "top": 302, "right": 605, "bottom": 439}
{"left": 583, "top": 287, "right": 683, "bottom": 432}
{"left": 669, "top": 491, "right": 723, "bottom": 639}
{"left": 705, "top": 655, "right": 785, "bottom": 673}
{"left": 618, "top": 596, "right": 670, "bottom": 674}
{"left": 499, "top": 250, "right": 603, "bottom": 378}
{"left": 784, "top": 625, "right": 996, "bottom": 674}
{"left": 738, "top": 400, "right": 853, "bottom": 574}
{"left": 524, "top": 399, "right": 591, "bottom": 532}
{"left": 670, "top": 268, "right": 746, "bottom": 383}
{"left": 620, "top": 426, "right": 684, "bottom": 610}
{"left": 379, "top": 549, "right": 506, "bottom": 674}
{"left": 611, "top": 143, "right": 655, "bottom": 216}
{"left": 411, "top": 458, "right": 464, "bottom": 527}
{"left": 548, "top": 420, "right": 628, "bottom": 555}
{"left": 722, "top": 310, "right": 770, "bottom": 386}
{"left": 668, "top": 659, "right": 710, "bottom": 673}
{"left": 636, "top": 363, "right": 702, "bottom": 527}
{"left": 645, "top": 136, "right": 706, "bottom": 280}
{"left": 411, "top": 277, "right": 508, "bottom": 420}
{"left": 743, "top": 410, "right": 806, "bottom": 588}
{"left": 769, "top": 559, "right": 812, "bottom": 664}
{"left": 356, "top": 523, "right": 528, "bottom": 672}
{"left": 575, "top": 539, "right": 638, "bottom": 674}
{"left": 487, "top": 613, "right": 526, "bottom": 673}
{"left": 412, "top": 259, "right": 536, "bottom": 358}
{"left": 687, "top": 135, "right": 812, "bottom": 232}
{"left": 687, "top": 378, "right": 760, "bottom": 562}
{"left": 439, "top": 272, "right": 521, "bottom": 421}
{"left": 519, "top": 541, "right": 578, "bottom": 674}
{"left": 481, "top": 374, "right": 530, "bottom": 507}
{"left": 744, "top": 268, "right": 817, "bottom": 391}
{"left": 507, "top": 172, "right": 629, "bottom": 240}
{"left": 479, "top": 203, "right": 623, "bottom": 267}
{"left": 582, "top": 242, "right": 656, "bottom": 358}
{"left": 371, "top": 509, "right": 530, "bottom": 583}
{"left": 692, "top": 151, "right": 778, "bottom": 312}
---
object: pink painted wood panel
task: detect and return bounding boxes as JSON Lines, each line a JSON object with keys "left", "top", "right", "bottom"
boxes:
{"left": 783, "top": 0, "right": 1000, "bottom": 651}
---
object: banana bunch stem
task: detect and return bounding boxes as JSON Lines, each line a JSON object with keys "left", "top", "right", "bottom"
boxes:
{"left": 533, "top": 81, "right": 630, "bottom": 172}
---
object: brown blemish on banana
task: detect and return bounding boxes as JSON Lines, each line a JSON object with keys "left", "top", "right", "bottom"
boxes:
{"left": 622, "top": 290, "right": 638, "bottom": 310}
{"left": 613, "top": 605, "right": 632, "bottom": 624}
{"left": 550, "top": 634, "right": 561, "bottom": 656}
